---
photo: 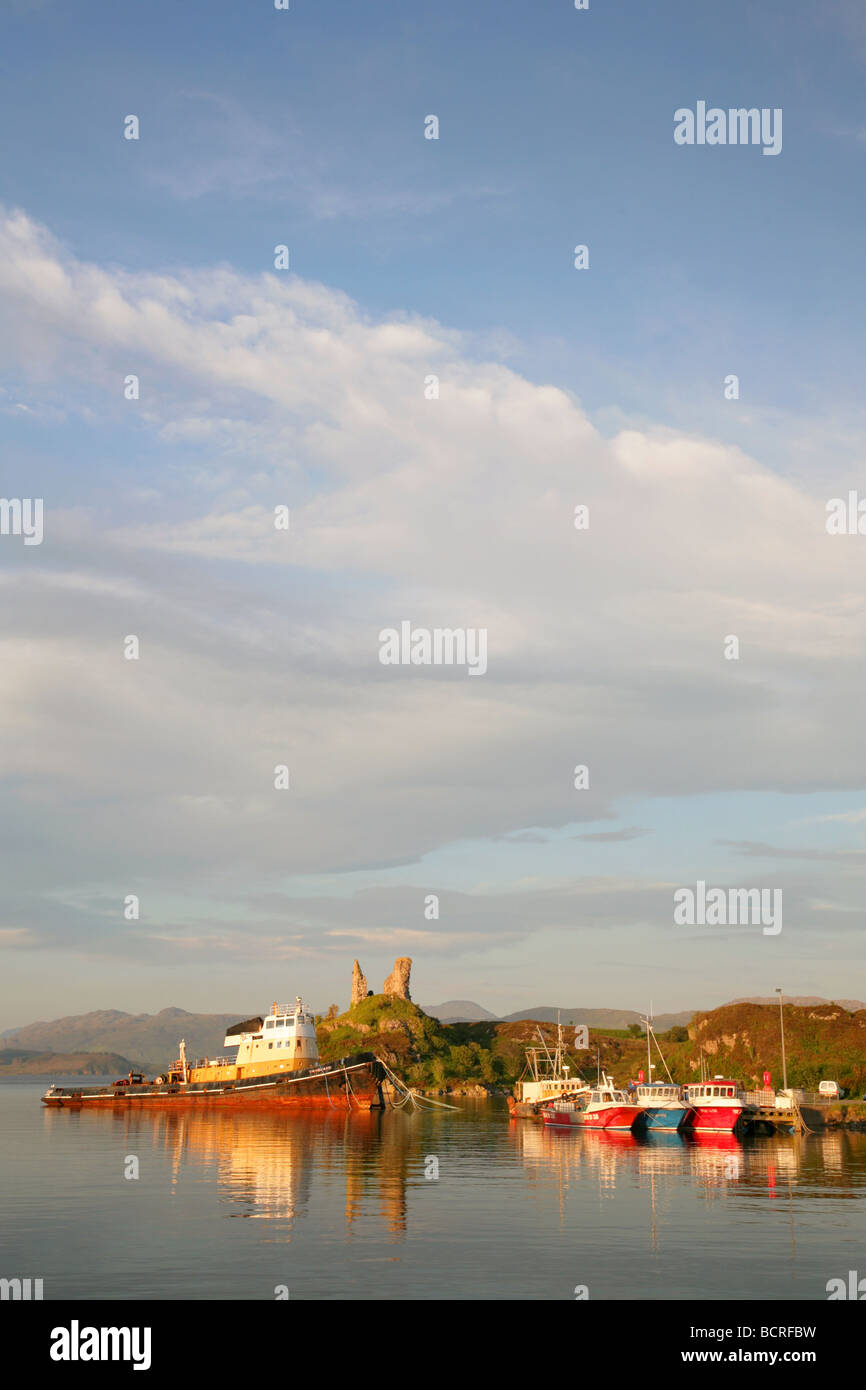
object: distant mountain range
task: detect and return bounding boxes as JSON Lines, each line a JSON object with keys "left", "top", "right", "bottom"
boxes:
{"left": 421, "top": 1000, "right": 499, "bottom": 1023}
{"left": 0, "top": 1007, "right": 239, "bottom": 1072}
{"left": 423, "top": 996, "right": 866, "bottom": 1026}
{"left": 420, "top": 1001, "right": 695, "bottom": 1028}
{"left": 4, "top": 996, "right": 862, "bottom": 1068}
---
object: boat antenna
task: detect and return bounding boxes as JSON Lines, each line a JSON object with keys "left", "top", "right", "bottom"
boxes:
{"left": 536, "top": 1025, "right": 556, "bottom": 1073}
{"left": 645, "top": 1016, "right": 675, "bottom": 1085}
{"left": 640, "top": 1008, "right": 653, "bottom": 1084}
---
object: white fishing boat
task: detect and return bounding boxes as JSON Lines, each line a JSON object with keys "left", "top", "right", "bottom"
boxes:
{"left": 507, "top": 1021, "right": 586, "bottom": 1117}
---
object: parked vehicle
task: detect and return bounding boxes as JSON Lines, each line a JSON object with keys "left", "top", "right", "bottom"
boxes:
{"left": 818, "top": 1080, "right": 844, "bottom": 1099}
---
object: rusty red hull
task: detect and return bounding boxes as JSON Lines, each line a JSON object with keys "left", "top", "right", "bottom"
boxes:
{"left": 42, "top": 1054, "right": 386, "bottom": 1111}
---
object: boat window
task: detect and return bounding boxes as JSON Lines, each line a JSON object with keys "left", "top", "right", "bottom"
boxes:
{"left": 268, "top": 1042, "right": 273, "bottom": 1049}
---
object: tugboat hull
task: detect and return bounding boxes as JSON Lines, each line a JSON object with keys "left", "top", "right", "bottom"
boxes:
{"left": 42, "top": 1053, "right": 386, "bottom": 1111}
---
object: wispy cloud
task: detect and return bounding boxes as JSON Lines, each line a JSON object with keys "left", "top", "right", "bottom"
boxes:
{"left": 145, "top": 91, "right": 507, "bottom": 221}
{"left": 2, "top": 207, "right": 866, "bottom": 1006}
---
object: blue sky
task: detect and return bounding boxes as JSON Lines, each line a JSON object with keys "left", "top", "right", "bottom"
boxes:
{"left": 2, "top": 0, "right": 866, "bottom": 1024}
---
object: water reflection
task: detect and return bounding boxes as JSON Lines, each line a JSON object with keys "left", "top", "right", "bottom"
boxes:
{"left": 42, "top": 1104, "right": 415, "bottom": 1238}
{"left": 510, "top": 1111, "right": 866, "bottom": 1225}
{"left": 10, "top": 1088, "right": 866, "bottom": 1299}
{"left": 39, "top": 1097, "right": 866, "bottom": 1258}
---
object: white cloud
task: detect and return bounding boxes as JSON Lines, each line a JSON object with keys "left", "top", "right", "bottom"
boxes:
{"left": 2, "top": 207, "right": 866, "bottom": 981}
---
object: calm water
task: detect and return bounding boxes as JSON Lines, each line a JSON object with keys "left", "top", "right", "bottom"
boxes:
{"left": 2, "top": 1081, "right": 864, "bottom": 1300}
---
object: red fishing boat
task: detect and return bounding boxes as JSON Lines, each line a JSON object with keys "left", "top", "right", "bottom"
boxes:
{"left": 542, "top": 1073, "right": 644, "bottom": 1132}
{"left": 683, "top": 1077, "right": 752, "bottom": 1133}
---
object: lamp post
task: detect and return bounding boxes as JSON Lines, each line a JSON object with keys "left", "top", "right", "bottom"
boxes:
{"left": 776, "top": 987, "right": 788, "bottom": 1092}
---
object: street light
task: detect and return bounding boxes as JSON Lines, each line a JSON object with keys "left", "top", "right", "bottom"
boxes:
{"left": 776, "top": 987, "right": 788, "bottom": 1092}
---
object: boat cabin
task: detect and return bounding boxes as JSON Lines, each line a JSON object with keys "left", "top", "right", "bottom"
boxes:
{"left": 169, "top": 998, "right": 321, "bottom": 1085}
{"left": 685, "top": 1079, "right": 742, "bottom": 1102}
{"left": 223, "top": 999, "right": 319, "bottom": 1068}
{"left": 589, "top": 1081, "right": 630, "bottom": 1106}
{"left": 635, "top": 1082, "right": 680, "bottom": 1101}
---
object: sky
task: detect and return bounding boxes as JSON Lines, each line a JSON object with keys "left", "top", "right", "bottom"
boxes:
{"left": 2, "top": 0, "right": 866, "bottom": 1027}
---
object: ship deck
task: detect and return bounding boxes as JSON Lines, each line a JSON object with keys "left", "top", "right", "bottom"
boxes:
{"left": 42, "top": 1053, "right": 385, "bottom": 1110}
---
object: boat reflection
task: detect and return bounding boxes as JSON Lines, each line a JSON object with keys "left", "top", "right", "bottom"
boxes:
{"left": 509, "top": 1106, "right": 866, "bottom": 1256}
{"left": 43, "top": 1103, "right": 415, "bottom": 1238}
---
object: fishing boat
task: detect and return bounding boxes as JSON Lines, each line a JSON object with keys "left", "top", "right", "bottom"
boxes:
{"left": 683, "top": 1077, "right": 752, "bottom": 1133}
{"left": 631, "top": 1009, "right": 692, "bottom": 1131}
{"left": 542, "top": 1073, "right": 644, "bottom": 1131}
{"left": 634, "top": 1081, "right": 693, "bottom": 1131}
{"left": 42, "top": 998, "right": 386, "bottom": 1111}
{"left": 507, "top": 1021, "right": 585, "bottom": 1117}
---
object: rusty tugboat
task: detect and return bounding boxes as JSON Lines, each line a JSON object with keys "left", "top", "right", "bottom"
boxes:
{"left": 42, "top": 997, "right": 386, "bottom": 1112}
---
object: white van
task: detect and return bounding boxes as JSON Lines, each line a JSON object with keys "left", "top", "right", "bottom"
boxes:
{"left": 818, "top": 1080, "right": 844, "bottom": 1099}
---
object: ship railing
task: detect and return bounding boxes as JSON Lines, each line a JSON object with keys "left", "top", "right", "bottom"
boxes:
{"left": 794, "top": 1090, "right": 841, "bottom": 1107}
{"left": 743, "top": 1088, "right": 839, "bottom": 1108}
{"left": 742, "top": 1089, "right": 776, "bottom": 1107}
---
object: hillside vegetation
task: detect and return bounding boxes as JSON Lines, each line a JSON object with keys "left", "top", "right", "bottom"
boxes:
{"left": 317, "top": 996, "right": 866, "bottom": 1094}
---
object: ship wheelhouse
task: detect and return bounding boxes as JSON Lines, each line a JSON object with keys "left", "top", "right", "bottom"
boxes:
{"left": 178, "top": 997, "right": 321, "bottom": 1085}
{"left": 224, "top": 998, "right": 319, "bottom": 1069}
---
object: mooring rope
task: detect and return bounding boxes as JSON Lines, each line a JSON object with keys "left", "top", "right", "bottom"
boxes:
{"left": 376, "top": 1058, "right": 460, "bottom": 1111}
{"left": 323, "top": 1071, "right": 338, "bottom": 1110}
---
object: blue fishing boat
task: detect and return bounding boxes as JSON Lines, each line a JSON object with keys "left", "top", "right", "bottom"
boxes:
{"left": 631, "top": 1009, "right": 693, "bottom": 1130}
{"left": 634, "top": 1081, "right": 693, "bottom": 1131}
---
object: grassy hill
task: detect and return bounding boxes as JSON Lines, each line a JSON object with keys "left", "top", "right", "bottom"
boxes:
{"left": 499, "top": 1006, "right": 694, "bottom": 1030}
{"left": 316, "top": 997, "right": 668, "bottom": 1091}
{"left": 317, "top": 996, "right": 866, "bottom": 1095}
{"left": 679, "top": 1001, "right": 866, "bottom": 1094}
